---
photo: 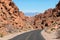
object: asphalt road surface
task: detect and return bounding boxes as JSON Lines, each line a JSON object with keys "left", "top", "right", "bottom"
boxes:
{"left": 9, "top": 30, "right": 45, "bottom": 40}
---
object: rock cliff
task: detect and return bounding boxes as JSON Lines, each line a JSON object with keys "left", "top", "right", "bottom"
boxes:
{"left": 0, "top": 0, "right": 33, "bottom": 37}
{"left": 33, "top": 1, "right": 60, "bottom": 29}
{"left": 0, "top": 0, "right": 60, "bottom": 37}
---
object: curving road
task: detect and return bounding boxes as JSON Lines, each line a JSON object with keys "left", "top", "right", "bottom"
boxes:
{"left": 9, "top": 30, "right": 45, "bottom": 40}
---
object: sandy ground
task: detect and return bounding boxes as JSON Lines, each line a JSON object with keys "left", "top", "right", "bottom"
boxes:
{"left": 41, "top": 30, "right": 60, "bottom": 40}
{"left": 0, "top": 29, "right": 35, "bottom": 40}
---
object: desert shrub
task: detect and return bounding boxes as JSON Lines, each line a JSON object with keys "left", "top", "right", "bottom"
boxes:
{"left": 5, "top": 24, "right": 17, "bottom": 33}
{"left": 51, "top": 28, "right": 55, "bottom": 31}
{"left": 0, "top": 33, "right": 3, "bottom": 37}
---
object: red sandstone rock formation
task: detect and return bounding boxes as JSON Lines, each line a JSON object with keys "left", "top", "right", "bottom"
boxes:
{"left": 0, "top": 0, "right": 33, "bottom": 37}
{"left": 33, "top": 1, "right": 60, "bottom": 29}
{"left": 0, "top": 0, "right": 60, "bottom": 37}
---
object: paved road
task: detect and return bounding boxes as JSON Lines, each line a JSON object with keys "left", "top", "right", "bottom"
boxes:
{"left": 9, "top": 30, "right": 45, "bottom": 40}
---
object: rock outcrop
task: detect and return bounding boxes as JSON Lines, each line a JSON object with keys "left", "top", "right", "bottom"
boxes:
{"left": 0, "top": 0, "right": 60, "bottom": 37}
{"left": 33, "top": 1, "right": 60, "bottom": 29}
{"left": 0, "top": 0, "right": 33, "bottom": 37}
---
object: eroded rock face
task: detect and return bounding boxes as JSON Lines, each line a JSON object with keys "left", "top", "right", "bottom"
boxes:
{"left": 56, "top": 1, "right": 60, "bottom": 10}
{"left": 0, "top": 0, "right": 60, "bottom": 37}
{"left": 0, "top": 0, "right": 33, "bottom": 36}
{"left": 33, "top": 1, "right": 60, "bottom": 29}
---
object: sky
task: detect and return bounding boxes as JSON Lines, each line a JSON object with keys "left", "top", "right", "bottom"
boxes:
{"left": 13, "top": 0, "right": 59, "bottom": 16}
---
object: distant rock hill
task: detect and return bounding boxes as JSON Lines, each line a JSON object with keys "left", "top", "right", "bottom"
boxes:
{"left": 24, "top": 12, "right": 39, "bottom": 16}
{"left": 0, "top": 0, "right": 60, "bottom": 37}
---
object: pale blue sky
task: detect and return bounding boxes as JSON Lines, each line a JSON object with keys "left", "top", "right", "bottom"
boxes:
{"left": 12, "top": 0, "right": 59, "bottom": 16}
